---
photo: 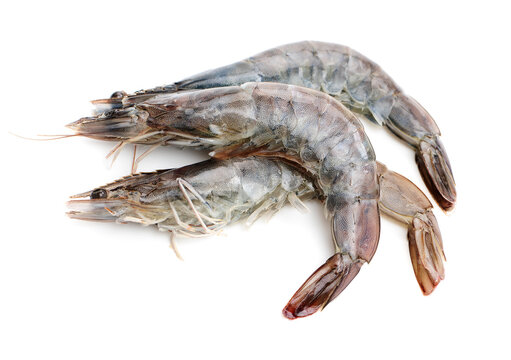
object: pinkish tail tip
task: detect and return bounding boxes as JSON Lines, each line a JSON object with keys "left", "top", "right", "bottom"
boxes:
{"left": 408, "top": 211, "right": 445, "bottom": 295}
{"left": 282, "top": 253, "right": 362, "bottom": 320}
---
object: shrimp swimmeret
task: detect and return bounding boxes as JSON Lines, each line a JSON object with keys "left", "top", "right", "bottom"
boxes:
{"left": 68, "top": 158, "right": 444, "bottom": 318}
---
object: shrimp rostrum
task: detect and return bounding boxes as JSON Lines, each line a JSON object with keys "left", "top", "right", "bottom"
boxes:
{"left": 68, "top": 82, "right": 443, "bottom": 318}
{"left": 93, "top": 41, "right": 456, "bottom": 211}
{"left": 68, "top": 157, "right": 445, "bottom": 317}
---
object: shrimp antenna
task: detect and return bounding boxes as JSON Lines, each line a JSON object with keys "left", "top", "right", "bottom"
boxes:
{"left": 9, "top": 132, "right": 80, "bottom": 141}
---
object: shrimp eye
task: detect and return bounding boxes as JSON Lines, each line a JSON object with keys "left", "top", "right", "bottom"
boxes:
{"left": 90, "top": 188, "right": 108, "bottom": 199}
{"left": 110, "top": 91, "right": 126, "bottom": 99}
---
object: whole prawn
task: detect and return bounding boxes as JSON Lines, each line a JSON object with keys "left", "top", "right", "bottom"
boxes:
{"left": 68, "top": 157, "right": 444, "bottom": 316}
{"left": 93, "top": 41, "right": 456, "bottom": 211}
{"left": 69, "top": 82, "right": 388, "bottom": 318}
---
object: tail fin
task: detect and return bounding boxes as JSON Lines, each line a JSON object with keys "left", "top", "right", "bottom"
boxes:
{"left": 376, "top": 162, "right": 446, "bottom": 295}
{"left": 408, "top": 211, "right": 445, "bottom": 295}
{"left": 416, "top": 136, "right": 456, "bottom": 211}
{"left": 282, "top": 253, "right": 362, "bottom": 319}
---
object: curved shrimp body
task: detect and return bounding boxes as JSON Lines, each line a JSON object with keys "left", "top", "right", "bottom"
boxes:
{"left": 70, "top": 82, "right": 381, "bottom": 318}
{"left": 68, "top": 157, "right": 445, "bottom": 316}
{"left": 67, "top": 158, "right": 314, "bottom": 236}
{"left": 95, "top": 41, "right": 455, "bottom": 211}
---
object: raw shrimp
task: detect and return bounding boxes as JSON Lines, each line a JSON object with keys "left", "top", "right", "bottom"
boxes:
{"left": 69, "top": 82, "right": 381, "bottom": 318}
{"left": 93, "top": 41, "right": 456, "bottom": 211}
{"left": 68, "top": 157, "right": 444, "bottom": 316}
{"left": 68, "top": 157, "right": 315, "bottom": 235}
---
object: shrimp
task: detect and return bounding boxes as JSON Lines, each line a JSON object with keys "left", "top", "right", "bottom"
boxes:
{"left": 92, "top": 41, "right": 456, "bottom": 211}
{"left": 68, "top": 82, "right": 381, "bottom": 318}
{"left": 67, "top": 157, "right": 315, "bottom": 236}
{"left": 67, "top": 157, "right": 444, "bottom": 316}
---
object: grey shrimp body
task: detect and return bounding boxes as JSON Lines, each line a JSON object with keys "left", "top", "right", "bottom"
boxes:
{"left": 96, "top": 41, "right": 455, "bottom": 211}
{"left": 94, "top": 41, "right": 456, "bottom": 210}
{"left": 68, "top": 157, "right": 445, "bottom": 315}
{"left": 69, "top": 82, "right": 380, "bottom": 318}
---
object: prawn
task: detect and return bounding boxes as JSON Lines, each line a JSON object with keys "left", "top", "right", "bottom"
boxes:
{"left": 92, "top": 41, "right": 456, "bottom": 211}
{"left": 68, "top": 157, "right": 444, "bottom": 317}
{"left": 67, "top": 82, "right": 384, "bottom": 318}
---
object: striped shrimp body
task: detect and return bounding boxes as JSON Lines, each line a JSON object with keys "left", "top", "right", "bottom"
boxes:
{"left": 68, "top": 157, "right": 445, "bottom": 317}
{"left": 69, "top": 82, "right": 380, "bottom": 318}
{"left": 95, "top": 41, "right": 456, "bottom": 211}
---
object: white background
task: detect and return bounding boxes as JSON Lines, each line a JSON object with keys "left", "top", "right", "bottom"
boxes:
{"left": 1, "top": 1, "right": 510, "bottom": 359}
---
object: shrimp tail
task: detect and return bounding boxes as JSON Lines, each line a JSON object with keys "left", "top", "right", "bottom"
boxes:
{"left": 408, "top": 211, "right": 445, "bottom": 295}
{"left": 376, "top": 161, "right": 446, "bottom": 294}
{"left": 415, "top": 136, "right": 456, "bottom": 211}
{"left": 283, "top": 198, "right": 380, "bottom": 320}
{"left": 282, "top": 253, "right": 362, "bottom": 320}
{"left": 282, "top": 199, "right": 380, "bottom": 319}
